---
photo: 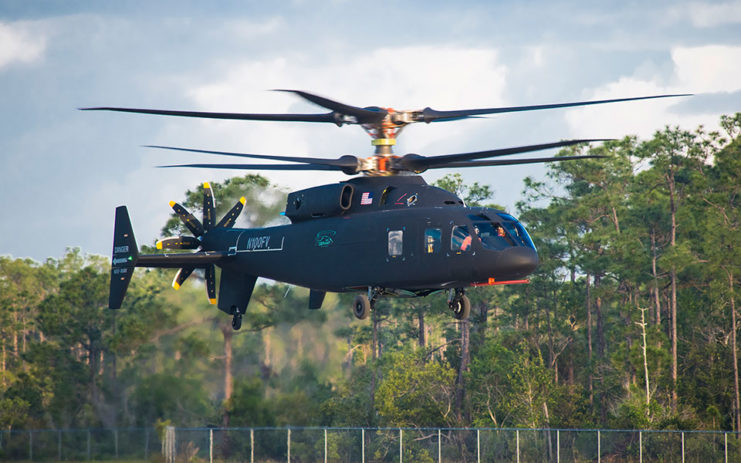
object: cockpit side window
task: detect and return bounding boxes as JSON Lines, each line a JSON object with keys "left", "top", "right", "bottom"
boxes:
{"left": 451, "top": 225, "right": 472, "bottom": 252}
{"left": 424, "top": 228, "right": 441, "bottom": 254}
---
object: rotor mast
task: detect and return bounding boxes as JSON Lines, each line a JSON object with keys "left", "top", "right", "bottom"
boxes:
{"left": 361, "top": 108, "right": 412, "bottom": 175}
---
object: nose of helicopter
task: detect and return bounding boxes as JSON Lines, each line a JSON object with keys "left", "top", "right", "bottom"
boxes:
{"left": 497, "top": 246, "right": 539, "bottom": 277}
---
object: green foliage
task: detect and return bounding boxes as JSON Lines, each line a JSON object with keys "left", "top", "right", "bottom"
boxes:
{"left": 1, "top": 114, "right": 740, "bottom": 433}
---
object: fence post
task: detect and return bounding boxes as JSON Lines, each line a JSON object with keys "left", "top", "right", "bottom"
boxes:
{"left": 362, "top": 428, "right": 365, "bottom": 463}
{"left": 399, "top": 428, "right": 403, "bottom": 463}
{"left": 250, "top": 428, "right": 254, "bottom": 463}
{"left": 438, "top": 429, "right": 441, "bottom": 463}
{"left": 209, "top": 428, "right": 213, "bottom": 463}
{"left": 477, "top": 429, "right": 480, "bottom": 463}
{"left": 287, "top": 428, "right": 291, "bottom": 463}
{"left": 639, "top": 431, "right": 642, "bottom": 463}
{"left": 556, "top": 429, "right": 560, "bottom": 463}
{"left": 324, "top": 428, "right": 327, "bottom": 463}
{"left": 516, "top": 430, "right": 520, "bottom": 463}
{"left": 725, "top": 432, "right": 728, "bottom": 463}
{"left": 597, "top": 430, "right": 601, "bottom": 463}
{"left": 681, "top": 431, "right": 685, "bottom": 463}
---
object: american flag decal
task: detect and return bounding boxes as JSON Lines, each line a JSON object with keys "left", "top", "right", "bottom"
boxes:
{"left": 360, "top": 191, "right": 373, "bottom": 205}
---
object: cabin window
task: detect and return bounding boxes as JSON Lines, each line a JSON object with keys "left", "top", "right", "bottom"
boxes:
{"left": 388, "top": 230, "right": 403, "bottom": 256}
{"left": 424, "top": 228, "right": 441, "bottom": 254}
{"left": 451, "top": 225, "right": 472, "bottom": 252}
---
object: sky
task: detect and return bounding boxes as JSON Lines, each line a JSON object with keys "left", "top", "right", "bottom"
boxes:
{"left": 1, "top": 0, "right": 740, "bottom": 262}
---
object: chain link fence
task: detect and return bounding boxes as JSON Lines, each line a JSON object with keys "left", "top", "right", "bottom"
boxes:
{"left": 1, "top": 426, "right": 740, "bottom": 462}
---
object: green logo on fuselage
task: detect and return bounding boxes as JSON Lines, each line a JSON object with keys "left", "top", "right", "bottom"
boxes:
{"left": 315, "top": 230, "right": 336, "bottom": 247}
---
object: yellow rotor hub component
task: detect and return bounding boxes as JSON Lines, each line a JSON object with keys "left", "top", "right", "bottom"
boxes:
{"left": 371, "top": 138, "right": 396, "bottom": 146}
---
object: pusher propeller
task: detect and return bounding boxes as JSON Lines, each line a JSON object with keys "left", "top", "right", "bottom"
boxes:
{"left": 159, "top": 182, "right": 247, "bottom": 304}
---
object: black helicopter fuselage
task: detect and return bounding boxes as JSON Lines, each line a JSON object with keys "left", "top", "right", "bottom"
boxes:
{"left": 204, "top": 175, "right": 538, "bottom": 300}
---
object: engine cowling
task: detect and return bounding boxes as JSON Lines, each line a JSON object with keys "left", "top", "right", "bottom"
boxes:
{"left": 284, "top": 183, "right": 354, "bottom": 223}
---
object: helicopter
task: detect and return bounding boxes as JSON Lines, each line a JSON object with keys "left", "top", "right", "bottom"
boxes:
{"left": 86, "top": 90, "right": 688, "bottom": 329}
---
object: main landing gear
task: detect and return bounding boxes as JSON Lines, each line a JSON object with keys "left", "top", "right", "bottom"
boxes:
{"left": 231, "top": 306, "right": 243, "bottom": 330}
{"left": 448, "top": 289, "right": 470, "bottom": 320}
{"left": 353, "top": 287, "right": 381, "bottom": 320}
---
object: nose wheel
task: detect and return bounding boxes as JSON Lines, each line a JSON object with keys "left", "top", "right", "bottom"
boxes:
{"left": 448, "top": 289, "right": 471, "bottom": 320}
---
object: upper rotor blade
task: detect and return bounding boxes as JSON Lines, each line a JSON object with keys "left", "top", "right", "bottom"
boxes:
{"left": 418, "top": 94, "right": 691, "bottom": 123}
{"left": 400, "top": 139, "right": 607, "bottom": 171}
{"left": 146, "top": 145, "right": 358, "bottom": 170}
{"left": 433, "top": 154, "right": 607, "bottom": 169}
{"left": 80, "top": 106, "right": 336, "bottom": 123}
{"left": 156, "top": 236, "right": 201, "bottom": 250}
{"left": 205, "top": 265, "right": 216, "bottom": 305}
{"left": 274, "top": 89, "right": 387, "bottom": 124}
{"left": 158, "top": 163, "right": 345, "bottom": 171}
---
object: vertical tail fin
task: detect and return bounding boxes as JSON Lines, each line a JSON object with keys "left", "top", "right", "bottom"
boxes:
{"left": 109, "top": 206, "right": 139, "bottom": 309}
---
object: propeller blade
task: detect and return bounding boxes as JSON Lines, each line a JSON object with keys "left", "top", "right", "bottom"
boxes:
{"left": 203, "top": 182, "right": 215, "bottom": 231}
{"left": 434, "top": 154, "right": 607, "bottom": 169}
{"left": 156, "top": 236, "right": 201, "bottom": 250}
{"left": 159, "top": 163, "right": 345, "bottom": 171}
{"left": 216, "top": 197, "right": 246, "bottom": 228}
{"left": 274, "top": 89, "right": 387, "bottom": 124}
{"left": 146, "top": 145, "right": 359, "bottom": 171}
{"left": 399, "top": 139, "right": 608, "bottom": 171}
{"left": 79, "top": 106, "right": 336, "bottom": 123}
{"left": 172, "top": 267, "right": 195, "bottom": 290}
{"left": 417, "top": 94, "right": 692, "bottom": 123}
{"left": 205, "top": 265, "right": 216, "bottom": 304}
{"left": 169, "top": 201, "right": 205, "bottom": 237}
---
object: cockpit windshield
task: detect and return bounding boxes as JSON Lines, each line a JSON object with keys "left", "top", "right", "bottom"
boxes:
{"left": 467, "top": 213, "right": 536, "bottom": 251}
{"left": 497, "top": 213, "right": 536, "bottom": 250}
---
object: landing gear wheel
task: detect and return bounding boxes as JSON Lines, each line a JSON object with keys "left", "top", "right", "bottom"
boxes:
{"left": 450, "top": 295, "right": 471, "bottom": 320}
{"left": 353, "top": 294, "right": 371, "bottom": 320}
{"left": 231, "top": 308, "right": 243, "bottom": 330}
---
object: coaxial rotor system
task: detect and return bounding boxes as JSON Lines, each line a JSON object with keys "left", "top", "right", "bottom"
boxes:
{"left": 81, "top": 90, "right": 690, "bottom": 176}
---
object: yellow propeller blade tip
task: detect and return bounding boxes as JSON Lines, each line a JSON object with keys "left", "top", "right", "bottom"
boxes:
{"left": 203, "top": 182, "right": 211, "bottom": 189}
{"left": 173, "top": 282, "right": 181, "bottom": 290}
{"left": 156, "top": 241, "right": 163, "bottom": 250}
{"left": 239, "top": 197, "right": 246, "bottom": 205}
{"left": 208, "top": 298, "right": 217, "bottom": 305}
{"left": 168, "top": 200, "right": 176, "bottom": 208}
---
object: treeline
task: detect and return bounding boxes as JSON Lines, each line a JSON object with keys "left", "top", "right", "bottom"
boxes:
{"left": 0, "top": 114, "right": 738, "bottom": 434}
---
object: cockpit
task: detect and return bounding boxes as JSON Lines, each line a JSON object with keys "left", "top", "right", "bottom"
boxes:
{"left": 468, "top": 213, "right": 536, "bottom": 251}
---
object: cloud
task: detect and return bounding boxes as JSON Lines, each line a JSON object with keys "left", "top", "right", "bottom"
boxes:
{"left": 685, "top": 2, "right": 741, "bottom": 27}
{"left": 563, "top": 45, "right": 741, "bottom": 139}
{"left": 0, "top": 21, "right": 45, "bottom": 70}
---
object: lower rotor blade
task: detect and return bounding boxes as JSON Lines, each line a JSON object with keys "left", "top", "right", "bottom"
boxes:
{"left": 172, "top": 267, "right": 195, "bottom": 290}
{"left": 170, "top": 201, "right": 205, "bottom": 236}
{"left": 216, "top": 197, "right": 246, "bottom": 228}
{"left": 205, "top": 265, "right": 216, "bottom": 305}
{"left": 203, "top": 182, "right": 215, "bottom": 230}
{"left": 146, "top": 145, "right": 359, "bottom": 170}
{"left": 438, "top": 154, "right": 606, "bottom": 169}
{"left": 156, "top": 236, "right": 200, "bottom": 250}
{"left": 400, "top": 139, "right": 607, "bottom": 171}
